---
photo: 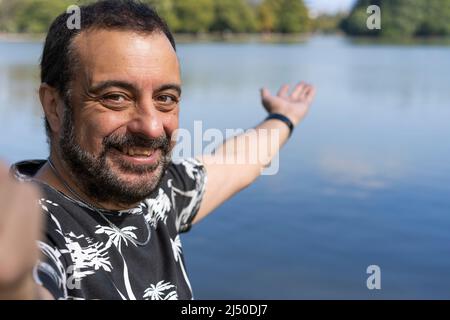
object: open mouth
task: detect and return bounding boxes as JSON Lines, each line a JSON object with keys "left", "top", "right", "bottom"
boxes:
{"left": 109, "top": 146, "right": 162, "bottom": 168}
{"left": 115, "top": 146, "right": 156, "bottom": 158}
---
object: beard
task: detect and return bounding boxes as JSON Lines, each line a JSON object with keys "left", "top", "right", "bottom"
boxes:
{"left": 58, "top": 105, "right": 172, "bottom": 206}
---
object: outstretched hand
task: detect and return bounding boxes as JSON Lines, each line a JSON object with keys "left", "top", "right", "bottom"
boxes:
{"left": 261, "top": 82, "right": 316, "bottom": 126}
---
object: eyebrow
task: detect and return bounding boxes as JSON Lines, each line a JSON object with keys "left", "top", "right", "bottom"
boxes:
{"left": 88, "top": 81, "right": 182, "bottom": 96}
{"left": 89, "top": 80, "right": 137, "bottom": 95}
{"left": 156, "top": 84, "right": 182, "bottom": 96}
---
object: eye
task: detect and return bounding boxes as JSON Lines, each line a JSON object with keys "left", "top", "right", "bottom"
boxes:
{"left": 103, "top": 93, "right": 127, "bottom": 103}
{"left": 101, "top": 93, "right": 133, "bottom": 109}
{"left": 156, "top": 94, "right": 179, "bottom": 107}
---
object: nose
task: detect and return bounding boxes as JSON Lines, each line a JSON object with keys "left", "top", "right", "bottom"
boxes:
{"left": 127, "top": 97, "right": 165, "bottom": 139}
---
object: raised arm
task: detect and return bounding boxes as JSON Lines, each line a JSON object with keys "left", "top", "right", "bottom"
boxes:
{"left": 193, "top": 82, "right": 316, "bottom": 223}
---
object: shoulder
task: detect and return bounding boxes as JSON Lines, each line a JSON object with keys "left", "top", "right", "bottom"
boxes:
{"left": 165, "top": 157, "right": 207, "bottom": 188}
{"left": 146, "top": 158, "right": 207, "bottom": 233}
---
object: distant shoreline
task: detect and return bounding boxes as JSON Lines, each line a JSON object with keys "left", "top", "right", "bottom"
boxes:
{"left": 0, "top": 32, "right": 45, "bottom": 42}
{"left": 0, "top": 32, "right": 312, "bottom": 44}
{"left": 347, "top": 36, "right": 450, "bottom": 46}
{"left": 1, "top": 32, "right": 450, "bottom": 46}
{"left": 174, "top": 32, "right": 312, "bottom": 44}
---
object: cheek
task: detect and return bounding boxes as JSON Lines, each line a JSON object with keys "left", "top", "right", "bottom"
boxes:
{"left": 75, "top": 108, "right": 179, "bottom": 153}
{"left": 163, "top": 109, "right": 179, "bottom": 139}
{"left": 76, "top": 112, "right": 127, "bottom": 154}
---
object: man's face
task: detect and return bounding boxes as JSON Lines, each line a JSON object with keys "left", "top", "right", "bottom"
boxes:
{"left": 58, "top": 30, "right": 181, "bottom": 206}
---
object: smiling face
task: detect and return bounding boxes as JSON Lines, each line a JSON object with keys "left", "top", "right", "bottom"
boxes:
{"left": 56, "top": 30, "right": 181, "bottom": 206}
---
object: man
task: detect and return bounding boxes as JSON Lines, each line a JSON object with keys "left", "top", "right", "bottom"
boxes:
{"left": 0, "top": 0, "right": 315, "bottom": 300}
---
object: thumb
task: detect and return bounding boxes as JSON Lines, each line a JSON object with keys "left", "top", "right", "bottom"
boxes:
{"left": 260, "top": 87, "right": 271, "bottom": 101}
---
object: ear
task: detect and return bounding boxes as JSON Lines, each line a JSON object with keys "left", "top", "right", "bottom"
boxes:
{"left": 39, "top": 83, "right": 65, "bottom": 137}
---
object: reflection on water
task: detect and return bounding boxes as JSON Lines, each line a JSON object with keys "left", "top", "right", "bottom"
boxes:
{"left": 1, "top": 36, "right": 450, "bottom": 299}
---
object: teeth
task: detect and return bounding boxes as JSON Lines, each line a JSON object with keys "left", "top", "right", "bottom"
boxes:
{"left": 123, "top": 147, "right": 153, "bottom": 157}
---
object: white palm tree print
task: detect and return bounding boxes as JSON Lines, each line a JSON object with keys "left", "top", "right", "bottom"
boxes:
{"left": 61, "top": 232, "right": 112, "bottom": 280}
{"left": 180, "top": 158, "right": 199, "bottom": 180}
{"left": 96, "top": 225, "right": 138, "bottom": 252}
{"left": 169, "top": 158, "right": 207, "bottom": 232}
{"left": 37, "top": 240, "right": 69, "bottom": 298}
{"left": 144, "top": 188, "right": 171, "bottom": 228}
{"left": 39, "top": 200, "right": 113, "bottom": 287}
{"left": 170, "top": 235, "right": 193, "bottom": 295}
{"left": 143, "top": 281, "right": 178, "bottom": 300}
{"left": 95, "top": 225, "right": 139, "bottom": 300}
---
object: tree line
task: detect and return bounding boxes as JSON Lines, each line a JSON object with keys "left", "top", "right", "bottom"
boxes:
{"left": 342, "top": 0, "right": 450, "bottom": 37}
{"left": 0, "top": 0, "right": 310, "bottom": 34}
{"left": 1, "top": 0, "right": 449, "bottom": 38}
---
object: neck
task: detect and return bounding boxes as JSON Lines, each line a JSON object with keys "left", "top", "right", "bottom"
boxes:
{"left": 34, "top": 155, "right": 133, "bottom": 211}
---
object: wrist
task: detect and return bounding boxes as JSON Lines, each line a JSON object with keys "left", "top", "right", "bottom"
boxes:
{"left": 265, "top": 113, "right": 295, "bottom": 137}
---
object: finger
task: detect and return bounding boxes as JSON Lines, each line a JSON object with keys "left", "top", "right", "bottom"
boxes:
{"left": 298, "top": 83, "right": 312, "bottom": 100}
{"left": 297, "top": 84, "right": 311, "bottom": 100}
{"left": 261, "top": 88, "right": 274, "bottom": 112}
{"left": 291, "top": 82, "right": 306, "bottom": 100}
{"left": 277, "top": 84, "right": 290, "bottom": 98}
{"left": 304, "top": 85, "right": 316, "bottom": 104}
{"left": 260, "top": 87, "right": 271, "bottom": 101}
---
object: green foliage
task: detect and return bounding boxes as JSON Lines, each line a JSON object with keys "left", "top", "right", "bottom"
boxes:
{"left": 255, "top": 0, "right": 310, "bottom": 33}
{"left": 312, "top": 14, "right": 346, "bottom": 34}
{"left": 210, "top": 0, "right": 257, "bottom": 33}
{"left": 415, "top": 0, "right": 450, "bottom": 36}
{"left": 0, "top": 0, "right": 71, "bottom": 33}
{"left": 172, "top": 0, "right": 215, "bottom": 33}
{"left": 257, "top": 0, "right": 277, "bottom": 32}
{"left": 342, "top": 0, "right": 450, "bottom": 38}
{"left": 0, "top": 0, "right": 312, "bottom": 35}
{"left": 145, "top": 0, "right": 180, "bottom": 31}
{"left": 277, "top": 0, "right": 310, "bottom": 33}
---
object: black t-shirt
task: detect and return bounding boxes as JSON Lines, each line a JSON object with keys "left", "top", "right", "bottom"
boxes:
{"left": 11, "top": 158, "right": 207, "bottom": 300}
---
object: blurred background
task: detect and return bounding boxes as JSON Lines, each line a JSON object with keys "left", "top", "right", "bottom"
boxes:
{"left": 1, "top": 0, "right": 450, "bottom": 299}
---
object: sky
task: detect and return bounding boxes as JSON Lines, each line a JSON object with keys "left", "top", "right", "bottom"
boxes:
{"left": 304, "top": 0, "right": 358, "bottom": 15}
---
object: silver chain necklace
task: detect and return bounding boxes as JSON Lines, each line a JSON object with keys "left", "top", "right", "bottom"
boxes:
{"left": 47, "top": 158, "right": 151, "bottom": 247}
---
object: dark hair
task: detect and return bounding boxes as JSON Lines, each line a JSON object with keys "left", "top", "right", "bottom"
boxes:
{"left": 40, "top": 0, "right": 176, "bottom": 142}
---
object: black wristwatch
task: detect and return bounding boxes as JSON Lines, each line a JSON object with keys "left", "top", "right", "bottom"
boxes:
{"left": 265, "top": 113, "right": 294, "bottom": 137}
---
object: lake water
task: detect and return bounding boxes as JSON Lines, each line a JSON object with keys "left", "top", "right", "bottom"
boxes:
{"left": 1, "top": 35, "right": 449, "bottom": 299}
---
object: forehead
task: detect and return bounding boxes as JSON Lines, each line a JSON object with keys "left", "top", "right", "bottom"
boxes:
{"left": 71, "top": 29, "right": 180, "bottom": 86}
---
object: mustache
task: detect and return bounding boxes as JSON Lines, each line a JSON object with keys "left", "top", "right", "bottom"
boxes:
{"left": 103, "top": 133, "right": 170, "bottom": 153}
